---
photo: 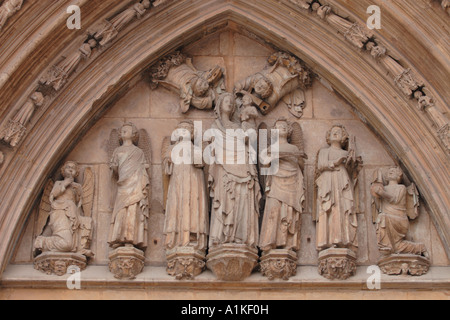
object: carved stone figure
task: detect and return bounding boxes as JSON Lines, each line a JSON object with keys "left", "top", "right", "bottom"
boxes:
{"left": 149, "top": 52, "right": 225, "bottom": 113}
{"left": 259, "top": 118, "right": 306, "bottom": 280}
{"left": 162, "top": 120, "right": 209, "bottom": 279}
{"left": 206, "top": 92, "right": 261, "bottom": 281}
{"left": 238, "top": 92, "right": 259, "bottom": 132}
{"left": 107, "top": 122, "right": 151, "bottom": 279}
{"left": 40, "top": 40, "right": 97, "bottom": 92}
{"left": 33, "top": 162, "right": 94, "bottom": 276}
{"left": 234, "top": 52, "right": 311, "bottom": 116}
{"left": 0, "top": 92, "right": 44, "bottom": 147}
{"left": 314, "top": 124, "right": 362, "bottom": 280}
{"left": 371, "top": 167, "right": 430, "bottom": 276}
{"left": 94, "top": 0, "right": 151, "bottom": 46}
{"left": 0, "top": 0, "right": 23, "bottom": 31}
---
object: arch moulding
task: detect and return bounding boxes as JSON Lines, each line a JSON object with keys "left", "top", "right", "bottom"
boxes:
{"left": 0, "top": 0, "right": 448, "bottom": 278}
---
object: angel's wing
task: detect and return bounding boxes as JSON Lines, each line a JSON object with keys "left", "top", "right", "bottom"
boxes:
{"left": 81, "top": 167, "right": 95, "bottom": 218}
{"left": 406, "top": 183, "right": 420, "bottom": 220}
{"left": 108, "top": 129, "right": 120, "bottom": 163}
{"left": 138, "top": 129, "right": 152, "bottom": 204}
{"left": 161, "top": 136, "right": 172, "bottom": 210}
{"left": 290, "top": 122, "right": 307, "bottom": 170}
{"left": 257, "top": 122, "right": 271, "bottom": 193}
{"left": 35, "top": 179, "right": 54, "bottom": 237}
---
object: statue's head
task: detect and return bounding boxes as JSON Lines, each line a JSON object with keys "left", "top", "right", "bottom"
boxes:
{"left": 385, "top": 167, "right": 403, "bottom": 183}
{"left": 61, "top": 161, "right": 80, "bottom": 179}
{"left": 274, "top": 117, "right": 293, "bottom": 140}
{"left": 193, "top": 77, "right": 210, "bottom": 97}
{"left": 216, "top": 93, "right": 237, "bottom": 120}
{"left": 175, "top": 120, "right": 195, "bottom": 141}
{"left": 254, "top": 77, "right": 273, "bottom": 99}
{"left": 326, "top": 124, "right": 349, "bottom": 147}
{"left": 141, "top": 0, "right": 151, "bottom": 9}
{"left": 119, "top": 122, "right": 139, "bottom": 145}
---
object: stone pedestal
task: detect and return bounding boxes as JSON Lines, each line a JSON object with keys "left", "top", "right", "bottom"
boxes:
{"left": 34, "top": 252, "right": 87, "bottom": 276}
{"left": 260, "top": 249, "right": 298, "bottom": 280}
{"left": 108, "top": 247, "right": 145, "bottom": 280}
{"left": 206, "top": 244, "right": 259, "bottom": 281}
{"left": 378, "top": 254, "right": 430, "bottom": 276}
{"left": 166, "top": 247, "right": 206, "bottom": 280}
{"left": 318, "top": 248, "right": 357, "bottom": 280}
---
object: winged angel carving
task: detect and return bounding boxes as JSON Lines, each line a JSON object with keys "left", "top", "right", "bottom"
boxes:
{"left": 107, "top": 122, "right": 152, "bottom": 251}
{"left": 34, "top": 162, "right": 94, "bottom": 258}
{"left": 371, "top": 167, "right": 429, "bottom": 257}
{"left": 258, "top": 119, "right": 307, "bottom": 253}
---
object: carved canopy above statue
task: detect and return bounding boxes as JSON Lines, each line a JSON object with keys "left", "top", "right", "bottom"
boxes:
{"left": 0, "top": 0, "right": 448, "bottom": 290}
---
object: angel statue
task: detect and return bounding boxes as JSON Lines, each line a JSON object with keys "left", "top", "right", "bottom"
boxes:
{"left": 314, "top": 124, "right": 362, "bottom": 252}
{"left": 33, "top": 161, "right": 94, "bottom": 276}
{"left": 149, "top": 51, "right": 225, "bottom": 113}
{"left": 371, "top": 167, "right": 429, "bottom": 258}
{"left": 314, "top": 124, "right": 362, "bottom": 280}
{"left": 234, "top": 52, "right": 311, "bottom": 116}
{"left": 161, "top": 120, "right": 209, "bottom": 279}
{"left": 258, "top": 118, "right": 307, "bottom": 280}
{"left": 108, "top": 122, "right": 151, "bottom": 251}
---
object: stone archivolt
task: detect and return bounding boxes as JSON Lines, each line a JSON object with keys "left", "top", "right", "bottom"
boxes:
{"left": 0, "top": 0, "right": 448, "bottom": 291}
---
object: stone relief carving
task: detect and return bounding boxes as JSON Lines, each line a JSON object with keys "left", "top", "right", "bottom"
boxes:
{"left": 33, "top": 162, "right": 94, "bottom": 276}
{"left": 234, "top": 52, "right": 311, "bottom": 117}
{"left": 206, "top": 92, "right": 261, "bottom": 281}
{"left": 94, "top": 0, "right": 151, "bottom": 47}
{"left": 288, "top": 0, "right": 450, "bottom": 155}
{"left": 314, "top": 124, "right": 363, "bottom": 280}
{"left": 162, "top": 120, "right": 209, "bottom": 280}
{"left": 149, "top": 51, "right": 225, "bottom": 113}
{"left": 0, "top": 151, "right": 4, "bottom": 166}
{"left": 107, "top": 122, "right": 151, "bottom": 280}
{"left": 371, "top": 167, "right": 430, "bottom": 276}
{"left": 40, "top": 40, "right": 98, "bottom": 93}
{"left": 259, "top": 118, "right": 306, "bottom": 280}
{"left": 0, "top": 0, "right": 23, "bottom": 31}
{"left": 442, "top": 0, "right": 450, "bottom": 14}
{"left": 0, "top": 92, "right": 44, "bottom": 148}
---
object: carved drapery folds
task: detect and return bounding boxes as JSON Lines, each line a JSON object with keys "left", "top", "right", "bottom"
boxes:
{"left": 107, "top": 122, "right": 152, "bottom": 280}
{"left": 148, "top": 52, "right": 226, "bottom": 113}
{"left": 33, "top": 162, "right": 94, "bottom": 276}
{"left": 371, "top": 167, "right": 430, "bottom": 276}
{"left": 0, "top": 91, "right": 44, "bottom": 148}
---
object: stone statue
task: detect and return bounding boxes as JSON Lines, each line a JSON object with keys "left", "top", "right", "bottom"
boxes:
{"left": 40, "top": 40, "right": 97, "bottom": 92}
{"left": 33, "top": 162, "right": 94, "bottom": 276}
{"left": 234, "top": 52, "right": 311, "bottom": 116}
{"left": 162, "top": 120, "right": 209, "bottom": 279}
{"left": 206, "top": 92, "right": 261, "bottom": 281}
{"left": 0, "top": 0, "right": 23, "bottom": 31}
{"left": 94, "top": 0, "right": 151, "bottom": 46}
{"left": 0, "top": 92, "right": 44, "bottom": 147}
{"left": 149, "top": 51, "right": 225, "bottom": 113}
{"left": 259, "top": 118, "right": 306, "bottom": 280}
{"left": 238, "top": 92, "right": 259, "bottom": 132}
{"left": 314, "top": 124, "right": 362, "bottom": 280}
{"left": 371, "top": 167, "right": 430, "bottom": 276}
{"left": 107, "top": 122, "right": 151, "bottom": 279}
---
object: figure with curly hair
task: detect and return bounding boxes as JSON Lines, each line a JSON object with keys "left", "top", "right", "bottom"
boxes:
{"left": 315, "top": 124, "right": 361, "bottom": 252}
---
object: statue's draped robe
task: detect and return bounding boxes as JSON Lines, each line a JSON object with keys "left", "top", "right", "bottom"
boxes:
{"left": 260, "top": 153, "right": 304, "bottom": 252}
{"left": 316, "top": 146, "right": 358, "bottom": 251}
{"left": 163, "top": 141, "right": 209, "bottom": 251}
{"left": 377, "top": 184, "right": 426, "bottom": 255}
{"left": 208, "top": 119, "right": 261, "bottom": 248}
{"left": 37, "top": 181, "right": 81, "bottom": 252}
{"left": 109, "top": 145, "right": 149, "bottom": 249}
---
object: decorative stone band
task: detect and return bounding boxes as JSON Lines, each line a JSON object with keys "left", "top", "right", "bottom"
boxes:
{"left": 288, "top": 0, "right": 450, "bottom": 154}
